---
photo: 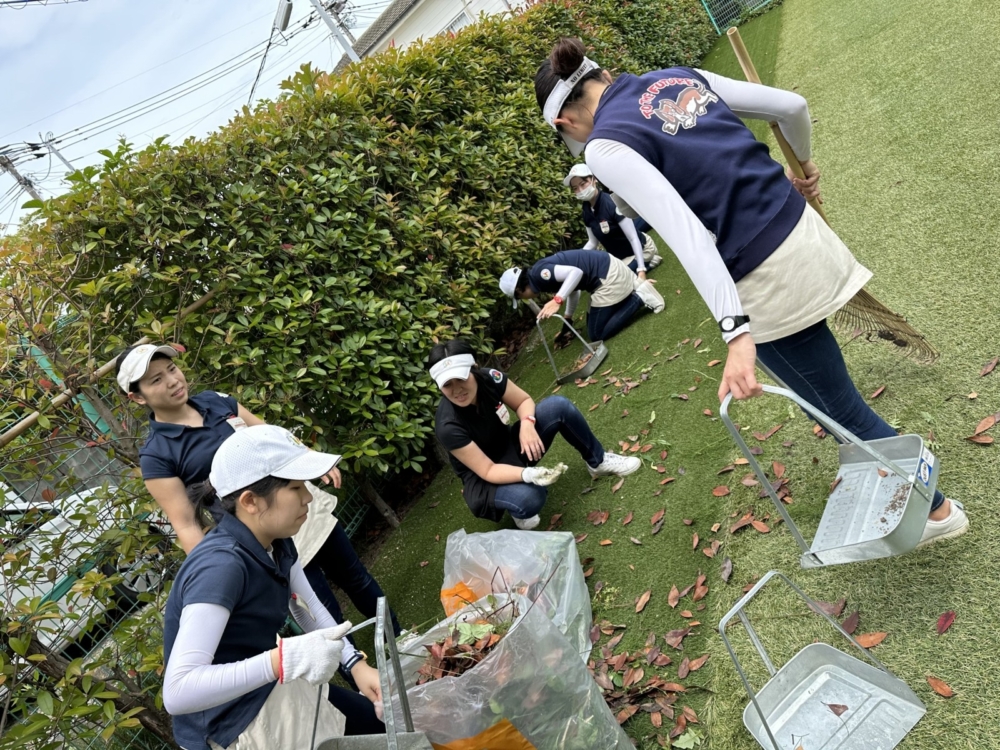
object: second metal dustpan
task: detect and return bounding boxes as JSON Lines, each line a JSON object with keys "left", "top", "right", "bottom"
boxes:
{"left": 720, "top": 571, "right": 925, "bottom": 750}
{"left": 720, "top": 385, "right": 937, "bottom": 568}
{"left": 527, "top": 301, "right": 609, "bottom": 385}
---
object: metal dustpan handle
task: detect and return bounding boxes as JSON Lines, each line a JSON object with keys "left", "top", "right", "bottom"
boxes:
{"left": 527, "top": 300, "right": 598, "bottom": 381}
{"left": 719, "top": 571, "right": 896, "bottom": 750}
{"left": 720, "top": 384, "right": 924, "bottom": 560}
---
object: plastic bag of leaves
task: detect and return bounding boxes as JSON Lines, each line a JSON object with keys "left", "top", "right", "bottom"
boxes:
{"left": 440, "top": 529, "right": 592, "bottom": 660}
{"left": 392, "top": 594, "right": 629, "bottom": 749}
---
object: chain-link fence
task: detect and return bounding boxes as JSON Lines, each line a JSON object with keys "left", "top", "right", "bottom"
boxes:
{"left": 699, "top": 0, "right": 775, "bottom": 33}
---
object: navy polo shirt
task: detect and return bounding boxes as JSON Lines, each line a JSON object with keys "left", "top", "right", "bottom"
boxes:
{"left": 163, "top": 513, "right": 297, "bottom": 750}
{"left": 527, "top": 250, "right": 611, "bottom": 296}
{"left": 139, "top": 391, "right": 240, "bottom": 486}
{"left": 582, "top": 191, "right": 648, "bottom": 261}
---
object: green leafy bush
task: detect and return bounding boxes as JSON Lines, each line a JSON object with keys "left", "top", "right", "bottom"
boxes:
{"left": 19, "top": 0, "right": 714, "bottom": 479}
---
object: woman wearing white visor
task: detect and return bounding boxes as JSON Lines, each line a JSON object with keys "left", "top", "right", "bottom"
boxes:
{"left": 499, "top": 248, "right": 664, "bottom": 344}
{"left": 530, "top": 38, "right": 967, "bottom": 546}
{"left": 162, "top": 425, "right": 383, "bottom": 750}
{"left": 564, "top": 162, "right": 662, "bottom": 278}
{"left": 428, "top": 339, "right": 640, "bottom": 529}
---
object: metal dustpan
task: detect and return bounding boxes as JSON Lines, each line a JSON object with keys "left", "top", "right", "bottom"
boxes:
{"left": 527, "top": 301, "right": 608, "bottom": 384}
{"left": 720, "top": 571, "right": 925, "bottom": 750}
{"left": 316, "top": 597, "right": 434, "bottom": 750}
{"left": 720, "top": 385, "right": 936, "bottom": 568}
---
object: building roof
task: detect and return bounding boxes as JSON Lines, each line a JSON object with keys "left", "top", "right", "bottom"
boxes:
{"left": 343, "top": 0, "right": 424, "bottom": 66}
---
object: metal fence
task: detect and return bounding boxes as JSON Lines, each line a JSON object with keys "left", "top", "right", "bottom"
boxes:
{"left": 699, "top": 0, "right": 775, "bottom": 33}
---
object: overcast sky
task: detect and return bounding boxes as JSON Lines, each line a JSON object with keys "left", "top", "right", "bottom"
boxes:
{"left": 0, "top": 0, "right": 390, "bottom": 231}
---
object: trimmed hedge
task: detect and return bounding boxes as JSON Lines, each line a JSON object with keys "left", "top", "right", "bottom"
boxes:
{"left": 21, "top": 0, "right": 714, "bottom": 477}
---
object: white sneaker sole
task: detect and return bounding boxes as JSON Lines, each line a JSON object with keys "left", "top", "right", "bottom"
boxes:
{"left": 916, "top": 519, "right": 969, "bottom": 548}
{"left": 635, "top": 280, "right": 664, "bottom": 313}
{"left": 587, "top": 461, "right": 642, "bottom": 479}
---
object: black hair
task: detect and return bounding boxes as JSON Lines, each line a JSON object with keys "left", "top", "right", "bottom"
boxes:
{"left": 534, "top": 38, "right": 606, "bottom": 127}
{"left": 514, "top": 271, "right": 530, "bottom": 296}
{"left": 427, "top": 339, "right": 493, "bottom": 418}
{"left": 187, "top": 475, "right": 291, "bottom": 528}
{"left": 114, "top": 345, "right": 175, "bottom": 396}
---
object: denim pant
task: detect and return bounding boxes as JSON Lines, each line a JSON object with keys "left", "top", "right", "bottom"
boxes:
{"left": 303, "top": 522, "right": 402, "bottom": 637}
{"left": 587, "top": 293, "right": 645, "bottom": 342}
{"left": 493, "top": 396, "right": 606, "bottom": 519}
{"left": 756, "top": 320, "right": 944, "bottom": 511}
{"left": 329, "top": 685, "right": 385, "bottom": 735}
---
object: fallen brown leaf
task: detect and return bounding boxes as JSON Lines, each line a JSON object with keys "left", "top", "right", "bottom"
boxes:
{"left": 981, "top": 356, "right": 999, "bottom": 377}
{"left": 660, "top": 476, "right": 676, "bottom": 485}
{"left": 677, "top": 657, "right": 690, "bottom": 679}
{"left": 841, "top": 611, "right": 860, "bottom": 635}
{"left": 630, "top": 537, "right": 642, "bottom": 545}
{"left": 772, "top": 461, "right": 786, "bottom": 479}
{"left": 855, "top": 631, "right": 887, "bottom": 648}
{"left": 599, "top": 539, "right": 613, "bottom": 546}
{"left": 419, "top": 560, "right": 429, "bottom": 567}
{"left": 870, "top": 386, "right": 886, "bottom": 399}
{"left": 974, "top": 415, "right": 996, "bottom": 435}
{"left": 589, "top": 404, "right": 600, "bottom": 411}
{"left": 703, "top": 409, "right": 713, "bottom": 417}
{"left": 740, "top": 474, "right": 759, "bottom": 487}
{"left": 711, "top": 523, "right": 721, "bottom": 533}
{"left": 936, "top": 610, "right": 956, "bottom": 636}
{"left": 830, "top": 476, "right": 843, "bottom": 493}
{"left": 636, "top": 590, "right": 652, "bottom": 613}
{"left": 650, "top": 508, "right": 666, "bottom": 525}
{"left": 612, "top": 477, "right": 626, "bottom": 493}
{"left": 641, "top": 444, "right": 653, "bottom": 453}
{"left": 877, "top": 468, "right": 888, "bottom": 478}
{"left": 707, "top": 359, "right": 722, "bottom": 367}
{"left": 688, "top": 654, "right": 710, "bottom": 672}
{"left": 575, "top": 533, "right": 588, "bottom": 543}
{"left": 814, "top": 598, "right": 847, "bottom": 618}
{"left": 692, "top": 533, "right": 699, "bottom": 549}
{"left": 926, "top": 675, "right": 954, "bottom": 698}
{"left": 826, "top": 703, "right": 848, "bottom": 717}
{"left": 692, "top": 338, "right": 703, "bottom": 348}
{"left": 651, "top": 711, "right": 662, "bottom": 729}
{"left": 583, "top": 567, "right": 594, "bottom": 578}
{"left": 734, "top": 457, "right": 749, "bottom": 465}
{"left": 712, "top": 485, "right": 731, "bottom": 497}
{"left": 965, "top": 434, "right": 994, "bottom": 444}
{"left": 717, "top": 464, "right": 735, "bottom": 474}
{"left": 622, "top": 511, "right": 633, "bottom": 525}
{"left": 720, "top": 557, "right": 733, "bottom": 582}
{"left": 751, "top": 520, "right": 770, "bottom": 534}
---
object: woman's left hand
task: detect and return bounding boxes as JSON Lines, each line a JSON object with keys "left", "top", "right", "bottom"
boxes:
{"left": 351, "top": 661, "right": 383, "bottom": 703}
{"left": 537, "top": 299, "right": 561, "bottom": 320}
{"left": 519, "top": 422, "right": 546, "bottom": 462}
{"left": 786, "top": 160, "right": 822, "bottom": 203}
{"left": 319, "top": 467, "right": 342, "bottom": 489}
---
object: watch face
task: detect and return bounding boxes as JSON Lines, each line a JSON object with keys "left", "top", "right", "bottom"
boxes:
{"left": 722, "top": 317, "right": 735, "bottom": 331}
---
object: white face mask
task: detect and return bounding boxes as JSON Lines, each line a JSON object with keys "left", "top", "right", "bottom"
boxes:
{"left": 575, "top": 184, "right": 597, "bottom": 201}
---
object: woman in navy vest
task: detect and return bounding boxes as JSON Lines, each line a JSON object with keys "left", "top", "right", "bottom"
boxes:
{"left": 115, "top": 344, "right": 401, "bottom": 657}
{"left": 163, "top": 425, "right": 383, "bottom": 749}
{"left": 565, "top": 162, "right": 662, "bottom": 278}
{"left": 531, "top": 38, "right": 966, "bottom": 546}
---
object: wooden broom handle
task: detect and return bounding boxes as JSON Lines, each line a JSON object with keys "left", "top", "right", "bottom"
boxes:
{"left": 726, "top": 27, "right": 829, "bottom": 225}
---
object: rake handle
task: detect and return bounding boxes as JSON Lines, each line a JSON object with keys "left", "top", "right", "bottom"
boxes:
{"left": 726, "top": 27, "right": 830, "bottom": 225}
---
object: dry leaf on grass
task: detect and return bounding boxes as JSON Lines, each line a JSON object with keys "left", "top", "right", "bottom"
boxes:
{"left": 691, "top": 533, "right": 699, "bottom": 549}
{"left": 651, "top": 508, "right": 665, "bottom": 525}
{"left": 600, "top": 539, "right": 613, "bottom": 546}
{"left": 668, "top": 585, "right": 680, "bottom": 608}
{"left": 707, "top": 359, "right": 722, "bottom": 367}
{"left": 870, "top": 386, "right": 886, "bottom": 399}
{"left": 974, "top": 415, "right": 996, "bottom": 435}
{"left": 636, "top": 590, "right": 652, "bottom": 613}
{"left": 712, "top": 485, "right": 730, "bottom": 497}
{"left": 720, "top": 557, "right": 733, "bottom": 583}
{"left": 622, "top": 511, "right": 633, "bottom": 525}
{"left": 660, "top": 476, "right": 676, "bottom": 485}
{"left": 575, "top": 533, "right": 588, "bottom": 543}
{"left": 631, "top": 537, "right": 643, "bottom": 545}
{"left": 855, "top": 631, "right": 887, "bottom": 648}
{"left": 688, "top": 654, "right": 710, "bottom": 671}
{"left": 772, "top": 461, "right": 786, "bottom": 479}
{"left": 926, "top": 676, "right": 954, "bottom": 697}
{"left": 419, "top": 561, "right": 429, "bottom": 567}
{"left": 980, "top": 356, "right": 999, "bottom": 377}
{"left": 677, "top": 657, "right": 691, "bottom": 679}
{"left": 751, "top": 520, "right": 770, "bottom": 534}
{"left": 841, "top": 611, "right": 860, "bottom": 635}
{"left": 612, "top": 477, "right": 626, "bottom": 493}
{"left": 937, "top": 610, "right": 956, "bottom": 635}
{"left": 965, "top": 434, "right": 994, "bottom": 444}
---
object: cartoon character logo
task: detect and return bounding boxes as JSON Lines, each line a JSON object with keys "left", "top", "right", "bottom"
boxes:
{"left": 651, "top": 83, "right": 719, "bottom": 135}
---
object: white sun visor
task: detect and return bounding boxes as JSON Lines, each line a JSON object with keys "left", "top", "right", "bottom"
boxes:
{"left": 542, "top": 57, "right": 599, "bottom": 155}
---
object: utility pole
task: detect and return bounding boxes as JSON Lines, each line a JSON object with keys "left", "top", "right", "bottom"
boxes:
{"left": 308, "top": 0, "right": 360, "bottom": 61}
{"left": 0, "top": 154, "right": 42, "bottom": 202}
{"left": 40, "top": 132, "right": 76, "bottom": 175}
{"left": 329, "top": 0, "right": 356, "bottom": 44}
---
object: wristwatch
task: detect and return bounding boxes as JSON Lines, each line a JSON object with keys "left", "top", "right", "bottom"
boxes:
{"left": 342, "top": 650, "right": 366, "bottom": 672}
{"left": 553, "top": 295, "right": 564, "bottom": 305}
{"left": 718, "top": 315, "right": 750, "bottom": 333}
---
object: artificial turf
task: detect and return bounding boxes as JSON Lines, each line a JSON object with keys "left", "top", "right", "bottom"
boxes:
{"left": 342, "top": 0, "right": 1000, "bottom": 746}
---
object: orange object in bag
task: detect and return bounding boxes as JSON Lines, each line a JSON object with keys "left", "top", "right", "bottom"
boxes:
{"left": 430, "top": 719, "right": 536, "bottom": 750}
{"left": 440, "top": 581, "right": 481, "bottom": 616}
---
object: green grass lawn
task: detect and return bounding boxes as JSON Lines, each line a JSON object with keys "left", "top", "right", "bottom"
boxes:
{"left": 344, "top": 0, "right": 1000, "bottom": 746}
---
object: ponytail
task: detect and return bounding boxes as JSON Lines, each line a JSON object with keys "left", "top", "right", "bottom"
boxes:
{"left": 187, "top": 476, "right": 292, "bottom": 526}
{"left": 534, "top": 38, "right": 606, "bottom": 114}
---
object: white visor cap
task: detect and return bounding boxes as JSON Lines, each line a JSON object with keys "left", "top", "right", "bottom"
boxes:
{"left": 563, "top": 163, "right": 594, "bottom": 187}
{"left": 429, "top": 353, "right": 476, "bottom": 389}
{"left": 209, "top": 424, "right": 341, "bottom": 499}
{"left": 116, "top": 344, "right": 179, "bottom": 393}
{"left": 499, "top": 267, "right": 522, "bottom": 308}
{"left": 542, "top": 56, "right": 600, "bottom": 156}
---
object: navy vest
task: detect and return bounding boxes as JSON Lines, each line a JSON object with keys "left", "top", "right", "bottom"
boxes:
{"left": 527, "top": 250, "right": 611, "bottom": 295}
{"left": 587, "top": 68, "right": 805, "bottom": 282}
{"left": 582, "top": 191, "right": 648, "bottom": 261}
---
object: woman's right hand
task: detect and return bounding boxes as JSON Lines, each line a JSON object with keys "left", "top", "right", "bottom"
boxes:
{"left": 275, "top": 622, "right": 352, "bottom": 684}
{"left": 787, "top": 160, "right": 822, "bottom": 203}
{"left": 718, "top": 333, "right": 762, "bottom": 402}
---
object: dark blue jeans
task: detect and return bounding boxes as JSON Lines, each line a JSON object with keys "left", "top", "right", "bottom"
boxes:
{"left": 304, "top": 522, "right": 402, "bottom": 636}
{"left": 587, "top": 293, "right": 645, "bottom": 342}
{"left": 756, "top": 320, "right": 944, "bottom": 511}
{"left": 329, "top": 685, "right": 385, "bottom": 735}
{"left": 493, "top": 396, "right": 605, "bottom": 519}
{"left": 632, "top": 217, "right": 652, "bottom": 235}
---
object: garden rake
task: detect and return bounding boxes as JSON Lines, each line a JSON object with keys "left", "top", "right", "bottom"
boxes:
{"left": 727, "top": 27, "right": 938, "bottom": 363}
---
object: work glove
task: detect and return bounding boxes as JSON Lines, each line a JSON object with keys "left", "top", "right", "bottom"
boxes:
{"left": 521, "top": 463, "right": 568, "bottom": 487}
{"left": 278, "top": 622, "right": 352, "bottom": 684}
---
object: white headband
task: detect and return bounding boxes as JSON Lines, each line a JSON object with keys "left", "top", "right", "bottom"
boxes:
{"left": 543, "top": 57, "right": 600, "bottom": 130}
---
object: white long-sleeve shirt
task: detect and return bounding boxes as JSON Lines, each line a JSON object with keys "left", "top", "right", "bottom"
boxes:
{"left": 163, "top": 560, "right": 357, "bottom": 715}
{"left": 585, "top": 70, "right": 812, "bottom": 342}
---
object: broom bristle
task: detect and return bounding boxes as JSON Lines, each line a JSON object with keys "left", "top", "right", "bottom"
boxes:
{"left": 834, "top": 289, "right": 938, "bottom": 363}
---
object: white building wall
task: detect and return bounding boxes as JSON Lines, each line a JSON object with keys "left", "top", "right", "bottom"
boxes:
{"left": 371, "top": 0, "right": 517, "bottom": 54}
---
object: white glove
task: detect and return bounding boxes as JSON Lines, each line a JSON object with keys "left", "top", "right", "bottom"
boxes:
{"left": 521, "top": 463, "right": 568, "bottom": 487}
{"left": 278, "top": 622, "right": 352, "bottom": 684}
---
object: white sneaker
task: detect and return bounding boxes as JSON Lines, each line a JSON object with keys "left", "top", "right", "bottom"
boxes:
{"left": 648, "top": 254, "right": 663, "bottom": 270}
{"left": 634, "top": 279, "right": 664, "bottom": 313}
{"left": 513, "top": 514, "right": 541, "bottom": 530}
{"left": 587, "top": 452, "right": 642, "bottom": 479}
{"left": 917, "top": 499, "right": 968, "bottom": 548}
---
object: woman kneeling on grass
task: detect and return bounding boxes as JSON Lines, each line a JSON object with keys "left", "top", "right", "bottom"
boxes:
{"left": 429, "top": 339, "right": 640, "bottom": 529}
{"left": 163, "top": 425, "right": 384, "bottom": 750}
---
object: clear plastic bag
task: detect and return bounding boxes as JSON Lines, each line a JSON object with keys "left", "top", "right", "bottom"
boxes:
{"left": 392, "top": 595, "right": 630, "bottom": 749}
{"left": 440, "top": 529, "right": 592, "bottom": 660}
